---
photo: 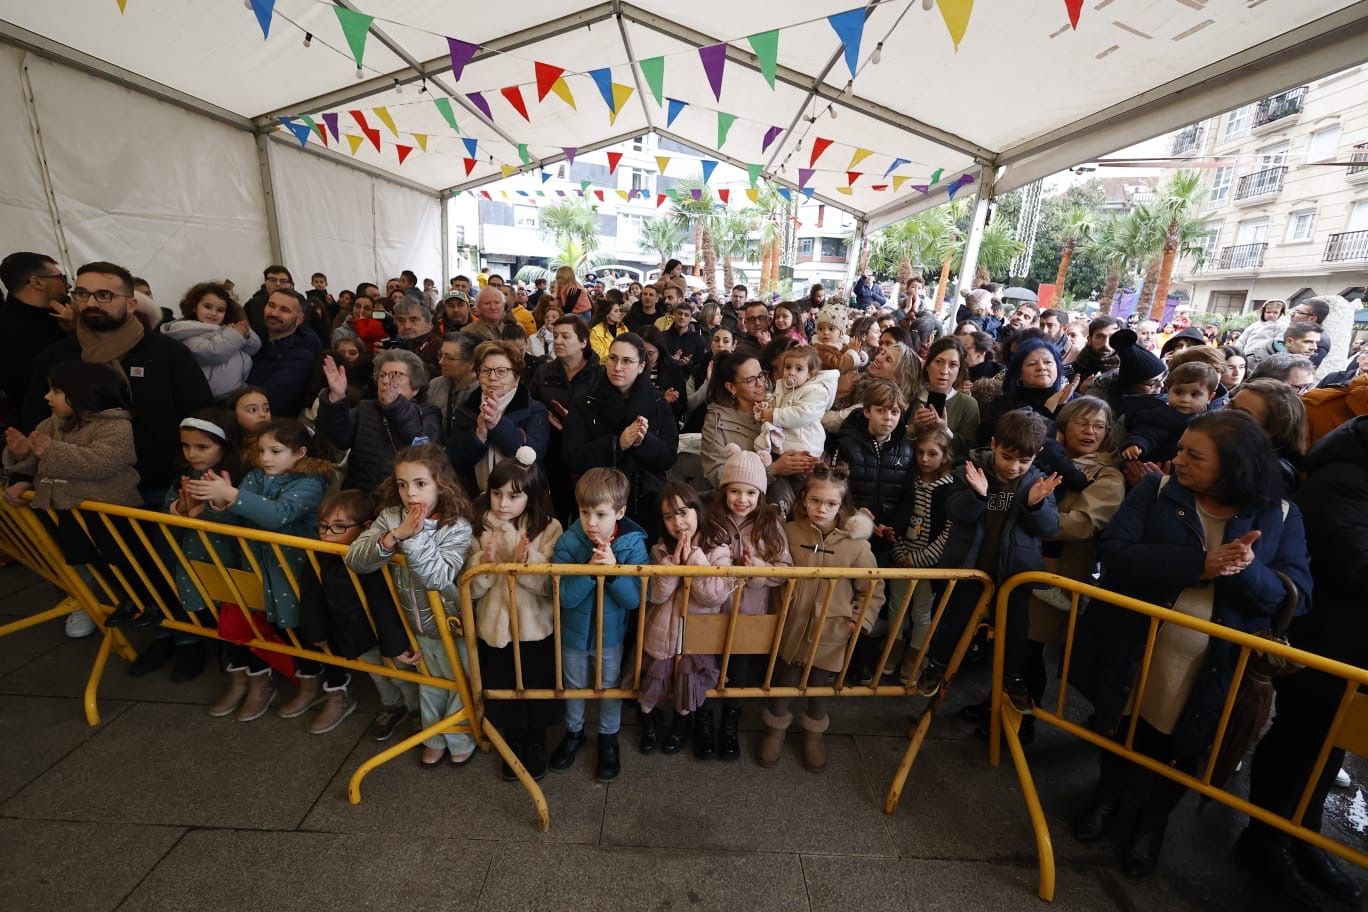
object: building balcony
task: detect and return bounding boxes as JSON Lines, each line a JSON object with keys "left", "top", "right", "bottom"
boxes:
{"left": 1217, "top": 242, "right": 1267, "bottom": 270}
{"left": 1348, "top": 142, "right": 1368, "bottom": 183}
{"left": 1171, "top": 124, "right": 1203, "bottom": 156}
{"left": 1324, "top": 230, "right": 1368, "bottom": 263}
{"left": 1251, "top": 87, "right": 1306, "bottom": 133}
{"left": 1234, "top": 166, "right": 1285, "bottom": 204}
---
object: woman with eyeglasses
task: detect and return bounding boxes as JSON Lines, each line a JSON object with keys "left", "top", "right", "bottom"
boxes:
{"left": 698, "top": 353, "right": 819, "bottom": 494}
{"left": 447, "top": 340, "right": 550, "bottom": 494}
{"left": 316, "top": 348, "right": 442, "bottom": 493}
{"left": 561, "top": 334, "right": 679, "bottom": 527}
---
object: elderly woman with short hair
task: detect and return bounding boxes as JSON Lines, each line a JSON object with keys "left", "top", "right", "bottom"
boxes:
{"left": 317, "top": 348, "right": 442, "bottom": 492}
{"left": 446, "top": 340, "right": 550, "bottom": 494}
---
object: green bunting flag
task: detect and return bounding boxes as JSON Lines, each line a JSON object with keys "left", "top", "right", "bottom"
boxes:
{"left": 333, "top": 7, "right": 374, "bottom": 70}
{"left": 639, "top": 56, "right": 665, "bottom": 106}
{"left": 747, "top": 163, "right": 763, "bottom": 187}
{"left": 433, "top": 97, "right": 460, "bottom": 132}
{"left": 746, "top": 30, "right": 779, "bottom": 89}
{"left": 717, "top": 112, "right": 737, "bottom": 149}
{"left": 518, "top": 143, "right": 532, "bottom": 165}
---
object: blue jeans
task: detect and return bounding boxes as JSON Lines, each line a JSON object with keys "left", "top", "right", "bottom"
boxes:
{"left": 562, "top": 643, "right": 624, "bottom": 735}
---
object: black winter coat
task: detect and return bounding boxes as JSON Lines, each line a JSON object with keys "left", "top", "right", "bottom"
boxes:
{"left": 529, "top": 351, "right": 600, "bottom": 428}
{"left": 297, "top": 555, "right": 409, "bottom": 659}
{"left": 317, "top": 394, "right": 443, "bottom": 493}
{"left": 946, "top": 448, "right": 1060, "bottom": 581}
{"left": 246, "top": 329, "right": 323, "bottom": 418}
{"left": 832, "top": 411, "right": 915, "bottom": 525}
{"left": 446, "top": 384, "right": 550, "bottom": 493}
{"left": 1120, "top": 397, "right": 1193, "bottom": 463}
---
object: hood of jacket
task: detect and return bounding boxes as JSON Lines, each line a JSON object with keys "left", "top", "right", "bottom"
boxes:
{"left": 1304, "top": 414, "right": 1368, "bottom": 473}
{"left": 159, "top": 319, "right": 219, "bottom": 342}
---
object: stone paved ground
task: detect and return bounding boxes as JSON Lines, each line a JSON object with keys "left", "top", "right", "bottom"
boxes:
{"left": 1, "top": 566, "right": 1363, "bottom": 911}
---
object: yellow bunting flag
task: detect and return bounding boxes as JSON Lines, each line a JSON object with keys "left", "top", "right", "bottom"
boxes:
{"left": 116, "top": 0, "right": 127, "bottom": 11}
{"left": 373, "top": 106, "right": 399, "bottom": 137}
{"left": 617, "top": 190, "right": 631, "bottom": 201}
{"left": 550, "top": 77, "right": 577, "bottom": 109}
{"left": 836, "top": 186, "right": 854, "bottom": 195}
{"left": 608, "top": 83, "right": 635, "bottom": 124}
{"left": 345, "top": 134, "right": 364, "bottom": 155}
{"left": 500, "top": 191, "right": 510, "bottom": 200}
{"left": 892, "top": 175, "right": 911, "bottom": 191}
{"left": 936, "top": 0, "right": 973, "bottom": 50}
{"left": 412, "top": 133, "right": 428, "bottom": 152}
{"left": 655, "top": 156, "right": 670, "bottom": 175}
{"left": 847, "top": 148, "right": 873, "bottom": 170}
{"left": 746, "top": 188, "right": 760, "bottom": 203}
{"left": 500, "top": 164, "right": 517, "bottom": 178}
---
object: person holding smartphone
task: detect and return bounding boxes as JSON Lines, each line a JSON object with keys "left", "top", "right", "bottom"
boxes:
{"left": 910, "top": 338, "right": 980, "bottom": 447}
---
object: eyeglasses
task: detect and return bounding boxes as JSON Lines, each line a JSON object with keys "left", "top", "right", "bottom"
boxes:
{"left": 377, "top": 370, "right": 410, "bottom": 382}
{"left": 438, "top": 353, "right": 465, "bottom": 364}
{"left": 478, "top": 366, "right": 514, "bottom": 379}
{"left": 38, "top": 272, "right": 67, "bottom": 284}
{"left": 318, "top": 521, "right": 360, "bottom": 535}
{"left": 71, "top": 288, "right": 128, "bottom": 304}
{"left": 1290, "top": 309, "right": 1316, "bottom": 319}
{"left": 606, "top": 354, "right": 640, "bottom": 367}
{"left": 744, "top": 313, "right": 770, "bottom": 324}
{"left": 735, "top": 373, "right": 770, "bottom": 388}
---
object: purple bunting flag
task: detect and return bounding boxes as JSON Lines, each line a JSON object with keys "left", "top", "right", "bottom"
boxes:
{"left": 447, "top": 38, "right": 479, "bottom": 81}
{"left": 698, "top": 43, "right": 727, "bottom": 101}
{"left": 467, "top": 91, "right": 492, "bottom": 121}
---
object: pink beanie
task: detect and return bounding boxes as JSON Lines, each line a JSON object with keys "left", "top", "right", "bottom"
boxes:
{"left": 719, "top": 444, "right": 768, "bottom": 494}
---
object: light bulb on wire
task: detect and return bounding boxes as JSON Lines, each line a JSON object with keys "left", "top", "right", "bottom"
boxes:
{"left": 302, "top": 32, "right": 312, "bottom": 48}
{"left": 394, "top": 78, "right": 403, "bottom": 94}
{"left": 871, "top": 42, "right": 882, "bottom": 64}
{"left": 356, "top": 65, "right": 364, "bottom": 80}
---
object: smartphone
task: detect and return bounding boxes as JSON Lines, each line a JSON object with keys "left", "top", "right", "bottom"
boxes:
{"left": 927, "top": 391, "right": 947, "bottom": 417}
{"left": 372, "top": 310, "right": 387, "bottom": 320}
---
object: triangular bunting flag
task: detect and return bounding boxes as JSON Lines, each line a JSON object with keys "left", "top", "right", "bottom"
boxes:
{"left": 690, "top": 189, "right": 703, "bottom": 201}
{"left": 665, "top": 98, "right": 687, "bottom": 128}
{"left": 500, "top": 192, "right": 509, "bottom": 200}
{"left": 891, "top": 176, "right": 910, "bottom": 190}
{"left": 480, "top": 190, "right": 491, "bottom": 200}
{"left": 762, "top": 126, "right": 783, "bottom": 153}
{"left": 747, "top": 30, "right": 779, "bottom": 89}
{"left": 518, "top": 144, "right": 532, "bottom": 165}
{"left": 930, "top": 167, "right": 944, "bottom": 185}
{"left": 310, "top": 122, "right": 329, "bottom": 146}
{"left": 847, "top": 148, "right": 873, "bottom": 170}
{"left": 501, "top": 86, "right": 530, "bottom": 121}
{"left": 534, "top": 62, "right": 564, "bottom": 101}
{"left": 373, "top": 106, "right": 398, "bottom": 137}
{"left": 947, "top": 178, "right": 965, "bottom": 199}
{"left": 846, "top": 171, "right": 863, "bottom": 186}
{"left": 363, "top": 128, "right": 381, "bottom": 151}
{"left": 322, "top": 112, "right": 340, "bottom": 140}
{"left": 594, "top": 190, "right": 605, "bottom": 202}
{"left": 640, "top": 56, "right": 665, "bottom": 106}
{"left": 562, "top": 147, "right": 576, "bottom": 165}
{"left": 882, "top": 157, "right": 909, "bottom": 178}
{"left": 698, "top": 43, "right": 727, "bottom": 101}
{"left": 116, "top": 0, "right": 127, "bottom": 11}
{"left": 936, "top": 0, "right": 974, "bottom": 50}
{"left": 801, "top": 188, "right": 816, "bottom": 200}
{"left": 609, "top": 84, "right": 634, "bottom": 123}
{"left": 656, "top": 194, "right": 668, "bottom": 208}
{"left": 501, "top": 165, "right": 517, "bottom": 178}
{"left": 606, "top": 152, "right": 623, "bottom": 174}
{"left": 810, "top": 137, "right": 834, "bottom": 166}
{"left": 463, "top": 158, "right": 477, "bottom": 176}
{"left": 717, "top": 112, "right": 737, "bottom": 149}
{"left": 462, "top": 137, "right": 478, "bottom": 158}
{"left": 655, "top": 156, "right": 670, "bottom": 175}
{"left": 1065, "top": 0, "right": 1083, "bottom": 29}
{"left": 797, "top": 168, "right": 815, "bottom": 188}
{"left": 447, "top": 38, "right": 479, "bottom": 81}
{"left": 412, "top": 133, "right": 428, "bottom": 151}
{"left": 871, "top": 183, "right": 888, "bottom": 191}
{"left": 580, "top": 180, "right": 592, "bottom": 193}
{"left": 346, "top": 134, "right": 364, "bottom": 155}
{"left": 467, "top": 92, "right": 492, "bottom": 121}
{"left": 836, "top": 186, "right": 854, "bottom": 196}
{"left": 746, "top": 188, "right": 760, "bottom": 203}
{"left": 700, "top": 160, "right": 718, "bottom": 183}
{"left": 911, "top": 183, "right": 929, "bottom": 193}
{"left": 827, "top": 8, "right": 866, "bottom": 78}
{"left": 549, "top": 78, "right": 576, "bottom": 109}
{"left": 350, "top": 109, "right": 370, "bottom": 132}
{"left": 273, "top": 117, "right": 309, "bottom": 147}
{"left": 747, "top": 164, "right": 762, "bottom": 187}
{"left": 433, "top": 97, "right": 460, "bottom": 132}
{"left": 333, "top": 7, "right": 374, "bottom": 69}
{"left": 250, "top": 0, "right": 275, "bottom": 39}
{"left": 541, "top": 171, "right": 552, "bottom": 183}
{"left": 589, "top": 68, "right": 614, "bottom": 111}
{"left": 776, "top": 187, "right": 792, "bottom": 202}
{"left": 396, "top": 144, "right": 413, "bottom": 165}
{"left": 617, "top": 190, "right": 630, "bottom": 202}
{"left": 717, "top": 189, "right": 730, "bottom": 204}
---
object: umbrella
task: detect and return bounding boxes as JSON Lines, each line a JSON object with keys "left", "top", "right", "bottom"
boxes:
{"left": 1003, "top": 286, "right": 1038, "bottom": 302}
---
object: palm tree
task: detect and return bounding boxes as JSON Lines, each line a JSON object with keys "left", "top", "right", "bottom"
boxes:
{"left": 1093, "top": 206, "right": 1164, "bottom": 314}
{"left": 713, "top": 212, "right": 752, "bottom": 293}
{"left": 1055, "top": 207, "right": 1098, "bottom": 290}
{"left": 961, "top": 219, "right": 1025, "bottom": 287}
{"left": 745, "top": 184, "right": 786, "bottom": 296}
{"left": 1146, "top": 170, "right": 1206, "bottom": 320}
{"left": 539, "top": 199, "right": 600, "bottom": 260}
{"left": 672, "top": 181, "right": 720, "bottom": 296}
{"left": 1086, "top": 218, "right": 1127, "bottom": 314}
{"left": 639, "top": 217, "right": 687, "bottom": 272}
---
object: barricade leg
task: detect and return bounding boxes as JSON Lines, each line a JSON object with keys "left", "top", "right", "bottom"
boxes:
{"left": 481, "top": 715, "right": 550, "bottom": 833}
{"left": 347, "top": 706, "right": 477, "bottom": 803}
{"left": 84, "top": 628, "right": 117, "bottom": 726}
{"left": 0, "top": 596, "right": 83, "bottom": 639}
{"left": 1000, "top": 703, "right": 1056, "bottom": 901}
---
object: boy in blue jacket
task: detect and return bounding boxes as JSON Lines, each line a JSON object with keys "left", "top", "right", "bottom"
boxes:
{"left": 548, "top": 467, "right": 649, "bottom": 782}
{"left": 915, "top": 409, "right": 1062, "bottom": 713}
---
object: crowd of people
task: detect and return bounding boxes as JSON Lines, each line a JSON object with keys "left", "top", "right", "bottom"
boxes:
{"left": 0, "top": 250, "right": 1363, "bottom": 908}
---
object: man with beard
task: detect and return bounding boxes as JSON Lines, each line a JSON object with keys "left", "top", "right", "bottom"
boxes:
{"left": 246, "top": 287, "right": 323, "bottom": 417}
{"left": 243, "top": 264, "right": 293, "bottom": 337}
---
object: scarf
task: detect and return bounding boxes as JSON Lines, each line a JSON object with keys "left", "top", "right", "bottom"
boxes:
{"left": 76, "top": 316, "right": 144, "bottom": 372}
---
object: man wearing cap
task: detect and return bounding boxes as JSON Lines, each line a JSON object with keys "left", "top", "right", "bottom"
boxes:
{"left": 437, "top": 289, "right": 472, "bottom": 336}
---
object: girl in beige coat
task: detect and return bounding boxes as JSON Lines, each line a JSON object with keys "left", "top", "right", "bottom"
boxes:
{"left": 761, "top": 466, "right": 885, "bottom": 772}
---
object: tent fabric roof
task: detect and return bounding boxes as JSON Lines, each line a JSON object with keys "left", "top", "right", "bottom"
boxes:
{"left": 5, "top": 0, "right": 1368, "bottom": 229}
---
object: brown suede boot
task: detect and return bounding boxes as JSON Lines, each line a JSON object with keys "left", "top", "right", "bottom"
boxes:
{"left": 277, "top": 674, "right": 324, "bottom": 719}
{"left": 800, "top": 713, "right": 830, "bottom": 772}
{"left": 235, "top": 670, "right": 276, "bottom": 722}
{"left": 308, "top": 689, "right": 356, "bottom": 735}
{"left": 208, "top": 668, "right": 248, "bottom": 718}
{"left": 757, "top": 709, "right": 791, "bottom": 768}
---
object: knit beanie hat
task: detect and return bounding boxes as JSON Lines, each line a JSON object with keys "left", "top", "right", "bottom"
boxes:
{"left": 815, "top": 299, "right": 849, "bottom": 334}
{"left": 1159, "top": 325, "right": 1208, "bottom": 357}
{"left": 719, "top": 443, "right": 768, "bottom": 494}
{"left": 1112, "top": 328, "right": 1164, "bottom": 388}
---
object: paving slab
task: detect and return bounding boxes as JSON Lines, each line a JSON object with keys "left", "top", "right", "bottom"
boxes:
{"left": 477, "top": 842, "right": 810, "bottom": 912}
{"left": 0, "top": 565, "right": 48, "bottom": 602}
{"left": 0, "top": 633, "right": 225, "bottom": 705}
{"left": 119, "top": 829, "right": 494, "bottom": 912}
{"left": 600, "top": 730, "right": 897, "bottom": 856}
{"left": 0, "top": 818, "right": 184, "bottom": 912}
{"left": 0, "top": 613, "right": 71, "bottom": 677}
{"left": 2, "top": 700, "right": 367, "bottom": 830}
{"left": 0, "top": 581, "right": 63, "bottom": 617}
{"left": 0, "top": 694, "right": 130, "bottom": 802}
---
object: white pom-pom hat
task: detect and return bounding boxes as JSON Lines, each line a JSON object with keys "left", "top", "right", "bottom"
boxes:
{"left": 515, "top": 445, "right": 537, "bottom": 467}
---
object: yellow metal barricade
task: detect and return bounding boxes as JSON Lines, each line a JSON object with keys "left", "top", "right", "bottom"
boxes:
{"left": 461, "top": 562, "right": 995, "bottom": 832}
{"left": 0, "top": 496, "right": 477, "bottom": 804}
{"left": 989, "top": 571, "right": 1368, "bottom": 902}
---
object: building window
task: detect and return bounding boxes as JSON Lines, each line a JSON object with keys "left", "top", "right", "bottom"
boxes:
{"left": 1285, "top": 209, "right": 1316, "bottom": 243}
{"left": 631, "top": 136, "right": 646, "bottom": 152}
{"left": 1209, "top": 291, "right": 1248, "bottom": 315}
{"left": 629, "top": 168, "right": 651, "bottom": 195}
{"left": 1223, "top": 104, "right": 1253, "bottom": 141}
{"left": 1306, "top": 124, "right": 1340, "bottom": 163}
{"left": 1258, "top": 141, "right": 1289, "bottom": 169}
{"left": 1191, "top": 223, "right": 1220, "bottom": 267}
{"left": 797, "top": 238, "right": 814, "bottom": 257}
{"left": 1235, "top": 216, "right": 1270, "bottom": 245}
{"left": 1208, "top": 166, "right": 1234, "bottom": 206}
{"left": 514, "top": 204, "right": 538, "bottom": 228}
{"left": 820, "top": 237, "right": 848, "bottom": 258}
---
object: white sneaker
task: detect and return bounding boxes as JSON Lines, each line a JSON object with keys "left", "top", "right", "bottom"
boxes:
{"left": 1335, "top": 767, "right": 1351, "bottom": 788}
{"left": 64, "top": 609, "right": 96, "bottom": 639}
{"left": 1035, "top": 586, "right": 1075, "bottom": 612}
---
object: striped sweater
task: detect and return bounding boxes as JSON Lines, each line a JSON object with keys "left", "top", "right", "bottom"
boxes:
{"left": 892, "top": 473, "right": 957, "bottom": 569}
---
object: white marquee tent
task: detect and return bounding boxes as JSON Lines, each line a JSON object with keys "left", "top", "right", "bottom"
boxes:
{"left": 3, "top": 0, "right": 1367, "bottom": 297}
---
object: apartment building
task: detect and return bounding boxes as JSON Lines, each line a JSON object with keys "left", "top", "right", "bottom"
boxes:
{"left": 1172, "top": 66, "right": 1368, "bottom": 316}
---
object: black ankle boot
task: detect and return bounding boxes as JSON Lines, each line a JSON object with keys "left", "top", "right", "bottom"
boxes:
{"left": 103, "top": 600, "right": 140, "bottom": 628}
{"left": 661, "top": 712, "right": 691, "bottom": 754}
{"left": 524, "top": 730, "right": 548, "bottom": 781}
{"left": 171, "top": 641, "right": 206, "bottom": 682}
{"left": 128, "top": 637, "right": 174, "bottom": 677}
{"left": 1291, "top": 840, "right": 1361, "bottom": 904}
{"left": 717, "top": 706, "right": 742, "bottom": 761}
{"left": 549, "top": 728, "right": 584, "bottom": 772}
{"left": 1235, "top": 829, "right": 1319, "bottom": 911}
{"left": 692, "top": 706, "right": 716, "bottom": 759}
{"left": 639, "top": 709, "right": 662, "bottom": 755}
{"left": 1122, "top": 809, "right": 1170, "bottom": 878}
{"left": 1073, "top": 776, "right": 1122, "bottom": 843}
{"left": 501, "top": 729, "right": 525, "bottom": 782}
{"left": 595, "top": 732, "right": 621, "bottom": 782}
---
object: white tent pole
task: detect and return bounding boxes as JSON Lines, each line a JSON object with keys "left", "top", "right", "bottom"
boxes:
{"left": 254, "top": 134, "right": 285, "bottom": 262}
{"left": 440, "top": 192, "right": 451, "bottom": 290}
{"left": 956, "top": 166, "right": 997, "bottom": 299}
{"left": 18, "top": 54, "right": 71, "bottom": 272}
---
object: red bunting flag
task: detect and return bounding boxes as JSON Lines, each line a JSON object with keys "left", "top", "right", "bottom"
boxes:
{"left": 847, "top": 171, "right": 862, "bottom": 186}
{"left": 480, "top": 190, "right": 492, "bottom": 200}
{"left": 871, "top": 183, "right": 888, "bottom": 191}
{"left": 717, "top": 189, "right": 730, "bottom": 204}
{"left": 534, "top": 62, "right": 565, "bottom": 102}
{"left": 463, "top": 158, "right": 478, "bottom": 176}
{"left": 594, "top": 190, "right": 605, "bottom": 201}
{"left": 363, "top": 127, "right": 381, "bottom": 151}
{"left": 501, "top": 86, "right": 530, "bottom": 121}
{"left": 656, "top": 194, "right": 668, "bottom": 208}
{"left": 810, "top": 137, "right": 834, "bottom": 166}
{"left": 396, "top": 144, "right": 414, "bottom": 165}
{"left": 606, "top": 152, "right": 623, "bottom": 174}
{"left": 1065, "top": 0, "right": 1083, "bottom": 29}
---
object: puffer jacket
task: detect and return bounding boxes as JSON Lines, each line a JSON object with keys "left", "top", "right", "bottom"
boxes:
{"left": 643, "top": 542, "right": 735, "bottom": 661}
{"left": 779, "top": 512, "right": 885, "bottom": 672}
{"left": 552, "top": 517, "right": 650, "bottom": 651}
{"left": 466, "top": 515, "right": 563, "bottom": 648}
{"left": 160, "top": 319, "right": 262, "bottom": 398}
{"left": 346, "top": 508, "right": 474, "bottom": 638}
{"left": 3, "top": 409, "right": 140, "bottom": 509}
{"left": 717, "top": 513, "right": 792, "bottom": 615}
{"left": 317, "top": 393, "right": 444, "bottom": 493}
{"left": 832, "top": 410, "right": 916, "bottom": 526}
{"left": 768, "top": 368, "right": 839, "bottom": 455}
{"left": 446, "top": 385, "right": 550, "bottom": 494}
{"left": 948, "top": 448, "right": 1061, "bottom": 580}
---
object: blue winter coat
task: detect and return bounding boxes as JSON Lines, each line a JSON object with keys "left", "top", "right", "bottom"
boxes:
{"left": 446, "top": 384, "right": 550, "bottom": 493}
{"left": 552, "top": 517, "right": 649, "bottom": 652}
{"left": 1072, "top": 473, "right": 1312, "bottom": 758}
{"left": 946, "top": 448, "right": 1060, "bottom": 581}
